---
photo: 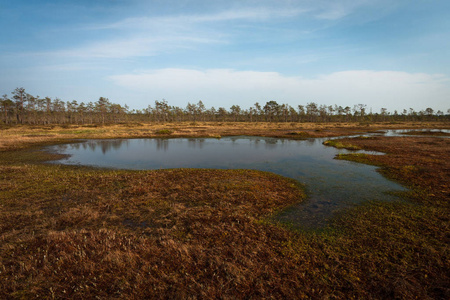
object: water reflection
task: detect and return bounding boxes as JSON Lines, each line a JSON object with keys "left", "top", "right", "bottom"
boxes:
{"left": 69, "top": 139, "right": 130, "bottom": 154}
{"left": 187, "top": 138, "right": 205, "bottom": 149}
{"left": 45, "top": 134, "right": 411, "bottom": 229}
{"left": 156, "top": 139, "right": 169, "bottom": 151}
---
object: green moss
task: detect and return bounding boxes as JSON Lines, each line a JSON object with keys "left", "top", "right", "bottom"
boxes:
{"left": 323, "top": 140, "right": 361, "bottom": 150}
{"left": 155, "top": 129, "right": 173, "bottom": 135}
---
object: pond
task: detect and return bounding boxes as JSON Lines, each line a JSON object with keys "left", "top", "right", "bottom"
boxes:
{"left": 45, "top": 134, "right": 408, "bottom": 229}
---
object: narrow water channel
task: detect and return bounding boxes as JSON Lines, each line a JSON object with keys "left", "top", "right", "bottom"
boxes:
{"left": 45, "top": 132, "right": 412, "bottom": 229}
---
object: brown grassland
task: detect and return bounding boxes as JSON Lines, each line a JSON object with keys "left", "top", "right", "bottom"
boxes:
{"left": 0, "top": 121, "right": 449, "bottom": 299}
{"left": 1, "top": 121, "right": 448, "bottom": 150}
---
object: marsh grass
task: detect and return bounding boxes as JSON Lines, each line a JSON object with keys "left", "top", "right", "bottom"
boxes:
{"left": 0, "top": 125, "right": 449, "bottom": 298}
{"left": 400, "top": 130, "right": 450, "bottom": 136}
{"left": 323, "top": 140, "right": 361, "bottom": 150}
{"left": 1, "top": 121, "right": 448, "bottom": 150}
{"left": 0, "top": 155, "right": 311, "bottom": 298}
{"left": 155, "top": 129, "right": 173, "bottom": 135}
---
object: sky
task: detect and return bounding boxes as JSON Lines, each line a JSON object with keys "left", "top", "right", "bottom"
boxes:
{"left": 1, "top": 0, "right": 449, "bottom": 113}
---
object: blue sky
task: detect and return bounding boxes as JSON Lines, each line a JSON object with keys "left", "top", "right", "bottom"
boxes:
{"left": 1, "top": 0, "right": 449, "bottom": 113}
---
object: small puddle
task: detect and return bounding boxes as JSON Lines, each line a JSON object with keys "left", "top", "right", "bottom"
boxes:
{"left": 44, "top": 132, "right": 418, "bottom": 229}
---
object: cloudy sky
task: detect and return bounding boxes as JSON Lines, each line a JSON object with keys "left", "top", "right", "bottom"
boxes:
{"left": 1, "top": 0, "right": 449, "bottom": 112}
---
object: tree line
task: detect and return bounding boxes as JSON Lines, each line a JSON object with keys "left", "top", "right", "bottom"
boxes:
{"left": 1, "top": 87, "right": 448, "bottom": 125}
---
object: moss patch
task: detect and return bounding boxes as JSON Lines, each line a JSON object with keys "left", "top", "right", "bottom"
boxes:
{"left": 323, "top": 139, "right": 361, "bottom": 150}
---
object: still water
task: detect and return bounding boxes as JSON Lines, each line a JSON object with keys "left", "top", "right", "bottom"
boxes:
{"left": 46, "top": 136, "right": 407, "bottom": 229}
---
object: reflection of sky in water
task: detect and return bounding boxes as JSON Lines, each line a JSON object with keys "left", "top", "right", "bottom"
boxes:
{"left": 46, "top": 135, "right": 409, "bottom": 229}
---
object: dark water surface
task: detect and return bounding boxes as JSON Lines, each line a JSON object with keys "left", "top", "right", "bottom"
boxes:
{"left": 45, "top": 135, "right": 408, "bottom": 229}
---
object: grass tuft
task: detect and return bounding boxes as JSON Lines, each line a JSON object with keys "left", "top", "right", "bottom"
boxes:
{"left": 323, "top": 139, "right": 361, "bottom": 150}
{"left": 155, "top": 129, "right": 173, "bottom": 135}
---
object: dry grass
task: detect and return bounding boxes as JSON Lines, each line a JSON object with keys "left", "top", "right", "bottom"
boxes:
{"left": 332, "top": 136, "right": 450, "bottom": 206}
{"left": 1, "top": 121, "right": 449, "bottom": 150}
{"left": 0, "top": 123, "right": 449, "bottom": 298}
{"left": 0, "top": 164, "right": 309, "bottom": 298}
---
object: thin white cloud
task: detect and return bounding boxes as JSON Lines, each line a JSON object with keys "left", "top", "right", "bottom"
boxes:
{"left": 41, "top": 34, "right": 223, "bottom": 59}
{"left": 92, "top": 1, "right": 382, "bottom": 33}
{"left": 44, "top": 8, "right": 301, "bottom": 60}
{"left": 36, "top": 1, "right": 393, "bottom": 60}
{"left": 313, "top": 0, "right": 370, "bottom": 20}
{"left": 96, "top": 7, "right": 308, "bottom": 30}
{"left": 109, "top": 68, "right": 450, "bottom": 112}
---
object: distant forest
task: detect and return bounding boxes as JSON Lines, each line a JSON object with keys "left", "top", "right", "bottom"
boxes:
{"left": 1, "top": 87, "right": 449, "bottom": 125}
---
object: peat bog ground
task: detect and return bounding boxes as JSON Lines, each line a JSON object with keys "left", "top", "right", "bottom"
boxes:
{"left": 0, "top": 122, "right": 449, "bottom": 298}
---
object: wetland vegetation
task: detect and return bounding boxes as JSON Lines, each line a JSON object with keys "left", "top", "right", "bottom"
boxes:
{"left": 1, "top": 121, "right": 449, "bottom": 298}
{"left": 45, "top": 135, "right": 407, "bottom": 229}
